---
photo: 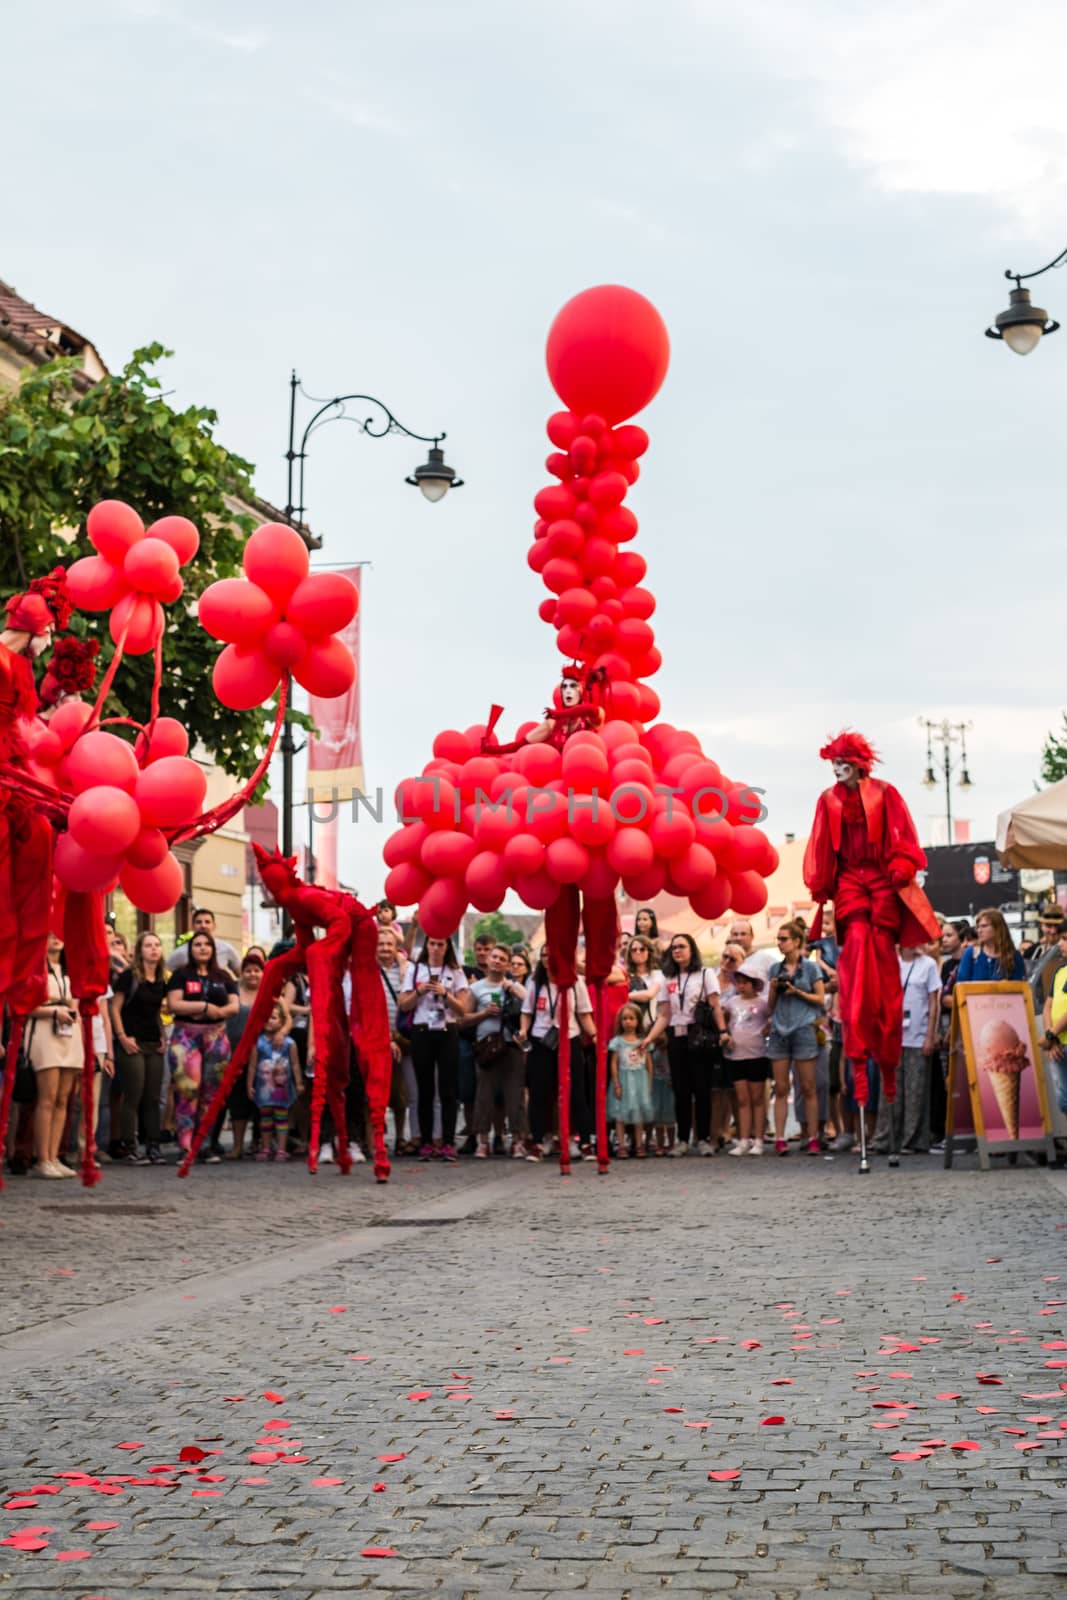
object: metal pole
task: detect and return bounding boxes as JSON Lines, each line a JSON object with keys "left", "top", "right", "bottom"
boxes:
{"left": 943, "top": 722, "right": 953, "bottom": 840}
{"left": 285, "top": 371, "right": 299, "bottom": 527}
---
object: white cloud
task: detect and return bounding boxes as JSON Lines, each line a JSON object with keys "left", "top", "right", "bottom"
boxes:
{"left": 710, "top": 0, "right": 1067, "bottom": 236}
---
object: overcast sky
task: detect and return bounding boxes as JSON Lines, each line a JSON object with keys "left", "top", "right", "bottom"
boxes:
{"left": 5, "top": 0, "right": 1067, "bottom": 897}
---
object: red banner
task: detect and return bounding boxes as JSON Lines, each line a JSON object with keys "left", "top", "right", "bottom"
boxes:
{"left": 306, "top": 568, "right": 363, "bottom": 804}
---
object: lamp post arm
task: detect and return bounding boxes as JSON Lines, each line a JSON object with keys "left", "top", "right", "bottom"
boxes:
{"left": 285, "top": 379, "right": 446, "bottom": 528}
{"left": 1004, "top": 248, "right": 1067, "bottom": 288}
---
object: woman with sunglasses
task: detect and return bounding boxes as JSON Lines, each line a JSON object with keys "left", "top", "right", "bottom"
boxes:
{"left": 647, "top": 934, "right": 728, "bottom": 1156}
{"left": 398, "top": 934, "right": 469, "bottom": 1162}
{"left": 768, "top": 919, "right": 826, "bottom": 1156}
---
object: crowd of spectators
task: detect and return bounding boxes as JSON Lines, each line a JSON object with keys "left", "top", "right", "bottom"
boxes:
{"left": 5, "top": 895, "right": 1066, "bottom": 1177}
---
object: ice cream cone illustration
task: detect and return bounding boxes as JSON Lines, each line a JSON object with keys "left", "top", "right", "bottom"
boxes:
{"left": 976, "top": 1019, "right": 1028, "bottom": 1139}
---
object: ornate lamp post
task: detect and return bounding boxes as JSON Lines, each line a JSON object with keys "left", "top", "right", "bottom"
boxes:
{"left": 919, "top": 717, "right": 974, "bottom": 841}
{"left": 279, "top": 373, "right": 462, "bottom": 859}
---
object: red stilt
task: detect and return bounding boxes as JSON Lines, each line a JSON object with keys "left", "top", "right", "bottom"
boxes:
{"left": 78, "top": 1011, "right": 102, "bottom": 1187}
{"left": 557, "top": 986, "right": 571, "bottom": 1175}
{"left": 592, "top": 979, "right": 609, "bottom": 1173}
{"left": 0, "top": 1016, "right": 26, "bottom": 1193}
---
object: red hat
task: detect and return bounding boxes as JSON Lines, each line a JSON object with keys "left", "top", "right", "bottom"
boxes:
{"left": 5, "top": 567, "right": 72, "bottom": 636}
{"left": 819, "top": 730, "right": 879, "bottom": 776}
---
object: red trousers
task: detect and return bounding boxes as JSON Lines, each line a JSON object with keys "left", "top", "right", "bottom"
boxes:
{"left": 0, "top": 804, "right": 53, "bottom": 1011}
{"left": 835, "top": 864, "right": 901, "bottom": 1103}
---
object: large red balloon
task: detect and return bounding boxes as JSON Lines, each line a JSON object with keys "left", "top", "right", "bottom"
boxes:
{"left": 212, "top": 644, "right": 282, "bottom": 710}
{"left": 545, "top": 836, "right": 590, "bottom": 884}
{"left": 545, "top": 286, "right": 670, "bottom": 425}
{"left": 126, "top": 825, "right": 169, "bottom": 870}
{"left": 135, "top": 717, "right": 189, "bottom": 766}
{"left": 68, "top": 786, "right": 141, "bottom": 856}
{"left": 199, "top": 579, "right": 276, "bottom": 646}
{"left": 730, "top": 869, "right": 769, "bottom": 916}
{"left": 286, "top": 573, "right": 359, "bottom": 638}
{"left": 422, "top": 831, "right": 478, "bottom": 878}
{"left": 64, "top": 731, "right": 139, "bottom": 795}
{"left": 465, "top": 851, "right": 509, "bottom": 911}
{"left": 87, "top": 499, "right": 143, "bottom": 565}
{"left": 147, "top": 515, "right": 199, "bottom": 565}
{"left": 124, "top": 537, "right": 180, "bottom": 596}
{"left": 120, "top": 852, "right": 184, "bottom": 914}
{"left": 135, "top": 756, "right": 208, "bottom": 828}
{"left": 292, "top": 637, "right": 355, "bottom": 697}
{"left": 243, "top": 523, "right": 310, "bottom": 607}
{"left": 66, "top": 554, "right": 127, "bottom": 611}
{"left": 54, "top": 833, "right": 123, "bottom": 894}
{"left": 418, "top": 877, "right": 469, "bottom": 937}
{"left": 384, "top": 861, "right": 432, "bottom": 906}
{"left": 110, "top": 592, "right": 162, "bottom": 655}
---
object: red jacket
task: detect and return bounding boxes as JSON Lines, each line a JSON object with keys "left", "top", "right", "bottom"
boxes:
{"left": 804, "top": 777, "right": 940, "bottom": 946}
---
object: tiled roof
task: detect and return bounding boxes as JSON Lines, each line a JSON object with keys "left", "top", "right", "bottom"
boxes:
{"left": 0, "top": 278, "right": 106, "bottom": 370}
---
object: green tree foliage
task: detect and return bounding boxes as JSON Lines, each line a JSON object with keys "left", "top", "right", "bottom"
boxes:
{"left": 1040, "top": 715, "right": 1067, "bottom": 786}
{"left": 0, "top": 346, "right": 277, "bottom": 778}
{"left": 469, "top": 913, "right": 524, "bottom": 955}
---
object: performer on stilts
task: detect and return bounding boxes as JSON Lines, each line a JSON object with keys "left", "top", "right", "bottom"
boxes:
{"left": 803, "top": 732, "right": 940, "bottom": 1173}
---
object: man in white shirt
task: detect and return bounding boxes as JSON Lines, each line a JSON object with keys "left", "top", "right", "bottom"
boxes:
{"left": 871, "top": 945, "right": 940, "bottom": 1158}
{"left": 518, "top": 958, "right": 595, "bottom": 1161}
{"left": 167, "top": 907, "right": 241, "bottom": 979}
{"left": 727, "top": 920, "right": 778, "bottom": 983}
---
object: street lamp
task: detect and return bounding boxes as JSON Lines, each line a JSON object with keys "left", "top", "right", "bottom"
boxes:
{"left": 985, "top": 248, "right": 1065, "bottom": 355}
{"left": 278, "top": 372, "right": 462, "bottom": 861}
{"left": 919, "top": 717, "right": 974, "bottom": 841}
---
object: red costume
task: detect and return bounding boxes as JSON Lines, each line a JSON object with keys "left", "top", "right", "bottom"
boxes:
{"left": 178, "top": 847, "right": 394, "bottom": 1183}
{"left": 804, "top": 732, "right": 939, "bottom": 1102}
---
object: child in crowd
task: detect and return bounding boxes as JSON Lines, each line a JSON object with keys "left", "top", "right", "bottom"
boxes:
{"left": 247, "top": 998, "right": 302, "bottom": 1162}
{"left": 722, "top": 958, "right": 771, "bottom": 1156}
{"left": 609, "top": 1003, "right": 654, "bottom": 1159}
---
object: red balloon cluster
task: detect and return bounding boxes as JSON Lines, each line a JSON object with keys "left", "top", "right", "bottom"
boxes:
{"left": 380, "top": 286, "right": 777, "bottom": 938}
{"left": 383, "top": 721, "right": 777, "bottom": 937}
{"left": 30, "top": 710, "right": 203, "bottom": 912}
{"left": 198, "top": 523, "right": 358, "bottom": 710}
{"left": 66, "top": 501, "right": 200, "bottom": 655}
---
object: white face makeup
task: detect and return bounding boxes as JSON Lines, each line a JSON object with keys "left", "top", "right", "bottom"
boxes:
{"left": 832, "top": 759, "right": 858, "bottom": 785}
{"left": 560, "top": 678, "right": 582, "bottom": 708}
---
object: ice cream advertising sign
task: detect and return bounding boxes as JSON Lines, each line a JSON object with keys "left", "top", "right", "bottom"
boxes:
{"left": 947, "top": 983, "right": 1055, "bottom": 1168}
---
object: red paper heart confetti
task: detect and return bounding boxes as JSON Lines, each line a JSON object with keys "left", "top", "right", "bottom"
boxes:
{"left": 740, "top": 1340, "right": 762, "bottom": 1350}
{"left": 263, "top": 1391, "right": 285, "bottom": 1403}
{"left": 261, "top": 1420, "right": 290, "bottom": 1431}
{"left": 54, "top": 1550, "right": 92, "bottom": 1561}
{"left": 948, "top": 1440, "right": 980, "bottom": 1451}
{"left": 977, "top": 1374, "right": 1003, "bottom": 1385}
{"left": 890, "top": 1450, "right": 932, "bottom": 1462}
{"left": 191, "top": 1490, "right": 221, "bottom": 1498}
{"left": 242, "top": 1478, "right": 269, "bottom": 1485}
{"left": 223, "top": 1395, "right": 245, "bottom": 1402}
{"left": 361, "top": 1546, "right": 397, "bottom": 1557}
{"left": 871, "top": 1422, "right": 899, "bottom": 1430}
{"left": 761, "top": 1416, "right": 786, "bottom": 1426}
{"left": 663, "top": 1407, "right": 684, "bottom": 1414}
{"left": 312, "top": 1478, "right": 343, "bottom": 1486}
{"left": 707, "top": 1469, "right": 742, "bottom": 1480}
{"left": 975, "top": 1406, "right": 999, "bottom": 1415}
{"left": 407, "top": 1391, "right": 432, "bottom": 1401}
{"left": 916, "top": 1439, "right": 947, "bottom": 1448}
{"left": 373, "top": 1482, "right": 386, "bottom": 1492}
{"left": 1043, "top": 1341, "right": 1067, "bottom": 1350}
{"left": 936, "top": 1392, "right": 962, "bottom": 1400}
{"left": 644, "top": 1318, "right": 664, "bottom": 1325}
{"left": 329, "top": 1306, "right": 346, "bottom": 1314}
{"left": 1024, "top": 1415, "right": 1053, "bottom": 1423}
{"left": 495, "top": 1411, "right": 514, "bottom": 1420}
{"left": 247, "top": 1452, "right": 281, "bottom": 1465}
{"left": 1001, "top": 1428, "right": 1029, "bottom": 1436}
{"left": 3, "top": 1499, "right": 39, "bottom": 1510}
{"left": 84, "top": 1521, "right": 119, "bottom": 1531}
{"left": 378, "top": 1453, "right": 406, "bottom": 1463}
{"left": 178, "top": 1447, "right": 208, "bottom": 1463}
{"left": 623, "top": 1349, "right": 645, "bottom": 1356}
{"left": 1, "top": 1536, "right": 49, "bottom": 1550}
{"left": 115, "top": 1443, "right": 144, "bottom": 1451}
{"left": 1014, "top": 1441, "right": 1043, "bottom": 1451}
{"left": 683, "top": 1421, "right": 712, "bottom": 1429}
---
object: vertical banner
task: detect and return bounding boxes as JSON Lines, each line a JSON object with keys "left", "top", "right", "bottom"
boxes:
{"left": 306, "top": 569, "right": 363, "bottom": 891}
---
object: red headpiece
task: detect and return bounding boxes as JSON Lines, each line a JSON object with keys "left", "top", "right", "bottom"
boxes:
{"left": 38, "top": 637, "right": 100, "bottom": 706}
{"left": 5, "top": 567, "right": 73, "bottom": 636}
{"left": 819, "top": 730, "right": 879, "bottom": 776}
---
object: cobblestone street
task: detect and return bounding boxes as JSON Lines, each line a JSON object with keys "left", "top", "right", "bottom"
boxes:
{"left": 1, "top": 1153, "right": 1065, "bottom": 1599}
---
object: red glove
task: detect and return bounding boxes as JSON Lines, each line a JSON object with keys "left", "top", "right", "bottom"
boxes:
{"left": 887, "top": 860, "right": 912, "bottom": 888}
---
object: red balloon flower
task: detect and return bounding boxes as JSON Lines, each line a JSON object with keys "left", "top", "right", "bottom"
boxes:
{"left": 198, "top": 523, "right": 358, "bottom": 709}
{"left": 66, "top": 501, "right": 200, "bottom": 655}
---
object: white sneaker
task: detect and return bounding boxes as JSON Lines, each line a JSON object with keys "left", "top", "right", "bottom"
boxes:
{"left": 318, "top": 1142, "right": 335, "bottom": 1164}
{"left": 697, "top": 1139, "right": 715, "bottom": 1157}
{"left": 669, "top": 1143, "right": 688, "bottom": 1157}
{"left": 31, "top": 1161, "right": 65, "bottom": 1179}
{"left": 728, "top": 1139, "right": 751, "bottom": 1157}
{"left": 748, "top": 1139, "right": 764, "bottom": 1156}
{"left": 474, "top": 1140, "right": 490, "bottom": 1159}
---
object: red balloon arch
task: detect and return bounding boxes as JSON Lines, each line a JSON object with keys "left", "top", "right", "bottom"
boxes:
{"left": 382, "top": 285, "right": 778, "bottom": 1173}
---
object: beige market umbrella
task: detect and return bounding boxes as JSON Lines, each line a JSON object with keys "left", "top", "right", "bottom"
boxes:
{"left": 996, "top": 777, "right": 1067, "bottom": 868}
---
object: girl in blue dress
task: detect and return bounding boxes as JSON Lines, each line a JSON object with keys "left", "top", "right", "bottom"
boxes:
{"left": 246, "top": 998, "right": 302, "bottom": 1162}
{"left": 609, "top": 1003, "right": 654, "bottom": 1159}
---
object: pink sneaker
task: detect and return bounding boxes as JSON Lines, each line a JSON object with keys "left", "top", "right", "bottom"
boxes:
{"left": 255, "top": 1149, "right": 270, "bottom": 1162}
{"left": 274, "top": 1149, "right": 290, "bottom": 1162}
{"left": 807, "top": 1137, "right": 821, "bottom": 1156}
{"left": 775, "top": 1139, "right": 789, "bottom": 1157}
